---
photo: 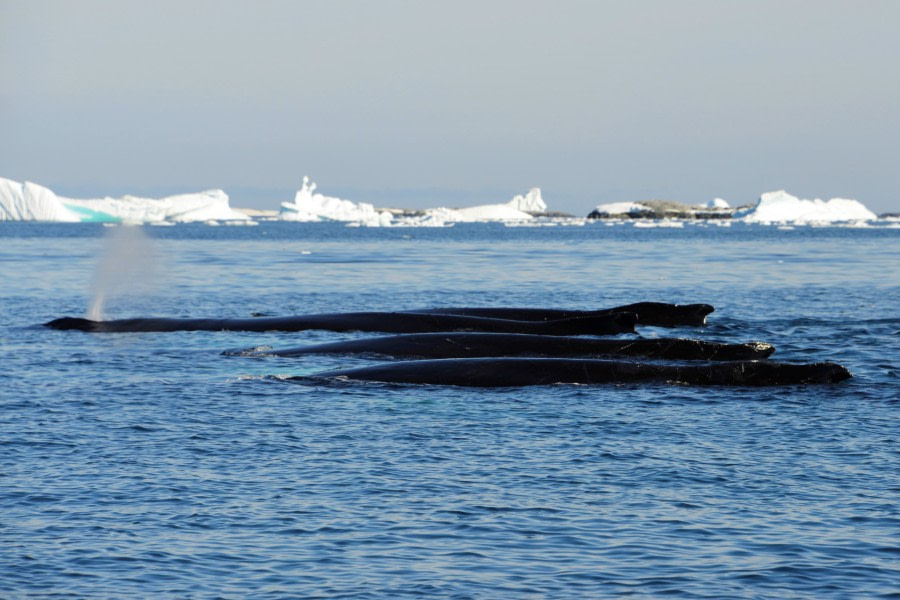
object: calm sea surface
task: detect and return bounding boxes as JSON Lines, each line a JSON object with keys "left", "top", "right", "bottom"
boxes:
{"left": 1, "top": 221, "right": 898, "bottom": 598}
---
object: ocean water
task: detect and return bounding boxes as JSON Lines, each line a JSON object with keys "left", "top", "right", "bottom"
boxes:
{"left": 1, "top": 221, "right": 898, "bottom": 599}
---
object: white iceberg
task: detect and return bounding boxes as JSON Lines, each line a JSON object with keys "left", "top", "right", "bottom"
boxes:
{"left": 590, "top": 201, "right": 648, "bottom": 216}
{"left": 694, "top": 198, "right": 730, "bottom": 209}
{"left": 279, "top": 176, "right": 393, "bottom": 224}
{"left": 506, "top": 187, "right": 547, "bottom": 213}
{"left": 451, "top": 203, "right": 534, "bottom": 221}
{"left": 63, "top": 189, "right": 249, "bottom": 223}
{"left": 282, "top": 180, "right": 547, "bottom": 226}
{"left": 734, "top": 190, "right": 877, "bottom": 223}
{"left": 0, "top": 178, "right": 82, "bottom": 222}
{"left": 413, "top": 188, "right": 545, "bottom": 224}
{"left": 0, "top": 176, "right": 249, "bottom": 223}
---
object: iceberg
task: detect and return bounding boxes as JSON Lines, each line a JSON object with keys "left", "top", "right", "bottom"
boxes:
{"left": 63, "top": 189, "right": 250, "bottom": 223}
{"left": 0, "top": 178, "right": 82, "bottom": 222}
{"left": 450, "top": 203, "right": 534, "bottom": 221}
{"left": 506, "top": 187, "right": 547, "bottom": 213}
{"left": 413, "top": 188, "right": 546, "bottom": 224}
{"left": 279, "top": 176, "right": 393, "bottom": 224}
{"left": 589, "top": 192, "right": 879, "bottom": 224}
{"left": 694, "top": 198, "right": 730, "bottom": 209}
{"left": 0, "top": 177, "right": 250, "bottom": 223}
{"left": 734, "top": 190, "right": 877, "bottom": 224}
{"left": 281, "top": 179, "right": 547, "bottom": 226}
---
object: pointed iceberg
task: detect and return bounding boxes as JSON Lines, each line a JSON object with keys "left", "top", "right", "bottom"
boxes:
{"left": 279, "top": 176, "right": 393, "bottom": 224}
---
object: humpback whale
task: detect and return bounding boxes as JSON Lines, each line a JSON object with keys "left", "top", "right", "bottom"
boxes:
{"left": 294, "top": 357, "right": 851, "bottom": 387}
{"left": 228, "top": 333, "right": 775, "bottom": 361}
{"left": 409, "top": 302, "right": 714, "bottom": 327}
{"left": 44, "top": 311, "right": 637, "bottom": 335}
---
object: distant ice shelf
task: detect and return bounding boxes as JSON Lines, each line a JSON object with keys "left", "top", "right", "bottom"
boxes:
{"left": 0, "top": 177, "right": 250, "bottom": 223}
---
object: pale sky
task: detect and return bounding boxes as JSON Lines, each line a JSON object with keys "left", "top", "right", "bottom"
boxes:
{"left": 2, "top": 0, "right": 899, "bottom": 214}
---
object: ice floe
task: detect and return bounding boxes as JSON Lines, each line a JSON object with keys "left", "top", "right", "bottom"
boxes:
{"left": 634, "top": 220, "right": 685, "bottom": 228}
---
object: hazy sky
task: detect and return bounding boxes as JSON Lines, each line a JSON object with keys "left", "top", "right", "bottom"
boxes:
{"left": 2, "top": 0, "right": 898, "bottom": 214}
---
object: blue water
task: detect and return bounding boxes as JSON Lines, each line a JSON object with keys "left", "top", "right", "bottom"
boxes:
{"left": 2, "top": 221, "right": 898, "bottom": 598}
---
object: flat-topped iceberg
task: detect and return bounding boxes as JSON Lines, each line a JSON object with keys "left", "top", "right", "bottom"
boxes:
{"left": 439, "top": 203, "right": 533, "bottom": 222}
{"left": 0, "top": 177, "right": 250, "bottom": 223}
{"left": 734, "top": 190, "right": 877, "bottom": 223}
{"left": 64, "top": 189, "right": 250, "bottom": 223}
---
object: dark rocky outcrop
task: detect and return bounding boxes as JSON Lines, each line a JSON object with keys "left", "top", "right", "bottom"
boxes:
{"left": 587, "top": 199, "right": 735, "bottom": 220}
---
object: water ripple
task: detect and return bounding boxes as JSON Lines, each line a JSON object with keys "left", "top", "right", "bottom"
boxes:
{"left": 1, "top": 223, "right": 898, "bottom": 598}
